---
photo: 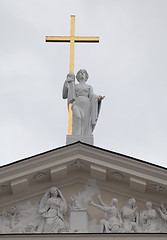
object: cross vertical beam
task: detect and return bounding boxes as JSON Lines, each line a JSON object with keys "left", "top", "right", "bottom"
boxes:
{"left": 46, "top": 15, "right": 99, "bottom": 135}
{"left": 70, "top": 15, "right": 75, "bottom": 73}
{"left": 68, "top": 16, "right": 75, "bottom": 135}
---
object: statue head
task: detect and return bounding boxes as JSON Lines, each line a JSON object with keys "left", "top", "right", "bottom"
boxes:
{"left": 50, "top": 187, "right": 58, "bottom": 197}
{"left": 39, "top": 187, "right": 67, "bottom": 212}
{"left": 128, "top": 198, "right": 136, "bottom": 208}
{"left": 111, "top": 198, "right": 118, "bottom": 206}
{"left": 76, "top": 69, "right": 89, "bottom": 82}
{"left": 146, "top": 201, "right": 152, "bottom": 209}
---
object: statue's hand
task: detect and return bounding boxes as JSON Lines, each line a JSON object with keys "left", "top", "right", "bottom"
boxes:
{"left": 98, "top": 95, "right": 105, "bottom": 101}
{"left": 66, "top": 73, "right": 75, "bottom": 83}
{"left": 66, "top": 79, "right": 74, "bottom": 84}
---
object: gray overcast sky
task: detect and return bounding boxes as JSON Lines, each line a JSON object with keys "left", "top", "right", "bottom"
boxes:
{"left": 0, "top": 0, "right": 167, "bottom": 167}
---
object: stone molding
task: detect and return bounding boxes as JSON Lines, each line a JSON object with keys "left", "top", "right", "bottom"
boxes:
{"left": 0, "top": 143, "right": 167, "bottom": 208}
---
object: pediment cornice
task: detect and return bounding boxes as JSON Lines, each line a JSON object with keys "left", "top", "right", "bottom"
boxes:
{"left": 0, "top": 142, "right": 167, "bottom": 208}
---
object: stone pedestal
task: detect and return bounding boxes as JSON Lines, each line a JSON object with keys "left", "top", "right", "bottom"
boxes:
{"left": 69, "top": 210, "right": 88, "bottom": 233}
{"left": 66, "top": 135, "right": 94, "bottom": 145}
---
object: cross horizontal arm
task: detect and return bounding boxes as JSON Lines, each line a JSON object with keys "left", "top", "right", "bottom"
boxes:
{"left": 46, "top": 36, "right": 99, "bottom": 43}
{"left": 74, "top": 36, "right": 99, "bottom": 43}
{"left": 46, "top": 36, "right": 71, "bottom": 42}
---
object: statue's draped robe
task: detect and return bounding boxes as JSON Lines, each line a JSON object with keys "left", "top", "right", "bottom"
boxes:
{"left": 63, "top": 81, "right": 101, "bottom": 135}
{"left": 38, "top": 188, "right": 67, "bottom": 233}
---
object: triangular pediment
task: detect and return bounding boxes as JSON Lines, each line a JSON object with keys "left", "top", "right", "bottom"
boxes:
{"left": 0, "top": 142, "right": 166, "bottom": 207}
{"left": 0, "top": 142, "right": 167, "bottom": 235}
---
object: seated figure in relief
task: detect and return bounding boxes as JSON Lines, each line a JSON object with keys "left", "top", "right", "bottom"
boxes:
{"left": 38, "top": 187, "right": 67, "bottom": 233}
{"left": 121, "top": 198, "right": 139, "bottom": 232}
{"left": 62, "top": 70, "right": 104, "bottom": 135}
{"left": 140, "top": 201, "right": 160, "bottom": 232}
{"left": 89, "top": 194, "right": 122, "bottom": 233}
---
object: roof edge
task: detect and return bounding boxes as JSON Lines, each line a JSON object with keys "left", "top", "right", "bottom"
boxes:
{"left": 1, "top": 141, "right": 166, "bottom": 171}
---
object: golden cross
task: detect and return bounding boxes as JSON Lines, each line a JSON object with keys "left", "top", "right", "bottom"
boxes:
{"left": 46, "top": 15, "right": 99, "bottom": 135}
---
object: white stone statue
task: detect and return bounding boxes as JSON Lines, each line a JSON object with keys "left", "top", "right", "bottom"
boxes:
{"left": 0, "top": 207, "right": 23, "bottom": 233}
{"left": 140, "top": 201, "right": 160, "bottom": 232}
{"left": 69, "top": 196, "right": 85, "bottom": 211}
{"left": 158, "top": 203, "right": 167, "bottom": 222}
{"left": 0, "top": 201, "right": 41, "bottom": 234}
{"left": 69, "top": 191, "right": 92, "bottom": 211}
{"left": 8, "top": 207, "right": 22, "bottom": 232}
{"left": 121, "top": 198, "right": 139, "bottom": 232}
{"left": 38, "top": 187, "right": 67, "bottom": 233}
{"left": 69, "top": 196, "right": 83, "bottom": 211}
{"left": 62, "top": 70, "right": 104, "bottom": 135}
{"left": 22, "top": 223, "right": 37, "bottom": 233}
{"left": 0, "top": 211, "right": 12, "bottom": 233}
{"left": 89, "top": 195, "right": 122, "bottom": 233}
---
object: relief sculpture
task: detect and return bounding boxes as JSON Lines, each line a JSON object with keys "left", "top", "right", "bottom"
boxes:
{"left": 38, "top": 187, "right": 67, "bottom": 233}
{"left": 0, "top": 186, "right": 167, "bottom": 233}
{"left": 121, "top": 198, "right": 139, "bottom": 232}
{"left": 89, "top": 195, "right": 122, "bottom": 232}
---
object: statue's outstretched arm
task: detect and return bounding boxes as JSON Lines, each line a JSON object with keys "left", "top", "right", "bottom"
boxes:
{"left": 160, "top": 203, "right": 167, "bottom": 215}
{"left": 98, "top": 195, "right": 106, "bottom": 207}
{"left": 90, "top": 201, "right": 104, "bottom": 212}
{"left": 158, "top": 208, "right": 167, "bottom": 221}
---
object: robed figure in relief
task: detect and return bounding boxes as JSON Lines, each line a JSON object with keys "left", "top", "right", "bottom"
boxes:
{"left": 121, "top": 198, "right": 139, "bottom": 232}
{"left": 89, "top": 195, "right": 122, "bottom": 233}
{"left": 38, "top": 187, "right": 67, "bottom": 233}
{"left": 62, "top": 69, "right": 103, "bottom": 135}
